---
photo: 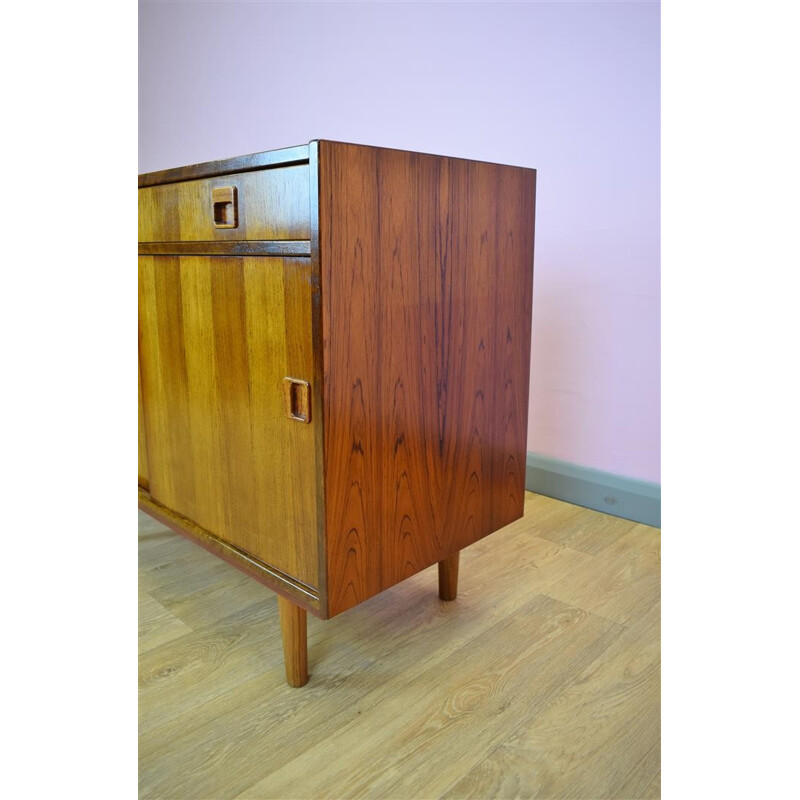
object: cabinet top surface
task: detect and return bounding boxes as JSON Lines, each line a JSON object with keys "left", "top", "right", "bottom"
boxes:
{"left": 138, "top": 140, "right": 536, "bottom": 188}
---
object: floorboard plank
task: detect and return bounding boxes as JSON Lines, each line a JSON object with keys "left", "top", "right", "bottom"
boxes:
{"left": 441, "top": 601, "right": 660, "bottom": 799}
{"left": 138, "top": 592, "right": 193, "bottom": 655}
{"left": 138, "top": 492, "right": 661, "bottom": 799}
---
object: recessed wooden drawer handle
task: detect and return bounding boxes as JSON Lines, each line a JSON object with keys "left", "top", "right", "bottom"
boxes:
{"left": 212, "top": 186, "right": 238, "bottom": 228}
{"left": 283, "top": 378, "right": 311, "bottom": 423}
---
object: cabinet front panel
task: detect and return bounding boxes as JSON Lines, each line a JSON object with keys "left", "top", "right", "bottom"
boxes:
{"left": 138, "top": 255, "right": 319, "bottom": 589}
{"left": 138, "top": 165, "right": 310, "bottom": 242}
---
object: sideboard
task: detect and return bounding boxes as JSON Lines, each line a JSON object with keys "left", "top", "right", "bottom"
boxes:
{"left": 138, "top": 140, "right": 536, "bottom": 686}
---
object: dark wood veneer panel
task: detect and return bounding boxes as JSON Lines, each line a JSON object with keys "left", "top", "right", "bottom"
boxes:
{"left": 138, "top": 241, "right": 311, "bottom": 257}
{"left": 138, "top": 144, "right": 310, "bottom": 187}
{"left": 319, "top": 144, "right": 384, "bottom": 615}
{"left": 319, "top": 141, "right": 536, "bottom": 617}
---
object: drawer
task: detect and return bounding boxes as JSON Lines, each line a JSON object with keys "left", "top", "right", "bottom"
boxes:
{"left": 138, "top": 164, "right": 310, "bottom": 242}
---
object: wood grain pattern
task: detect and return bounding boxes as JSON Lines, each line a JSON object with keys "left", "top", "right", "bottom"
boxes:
{"left": 138, "top": 355, "right": 148, "bottom": 488}
{"left": 139, "top": 596, "right": 282, "bottom": 737}
{"left": 138, "top": 144, "right": 309, "bottom": 188}
{"left": 138, "top": 254, "right": 320, "bottom": 590}
{"left": 534, "top": 522, "right": 661, "bottom": 626}
{"left": 441, "top": 601, "right": 660, "bottom": 800}
{"left": 438, "top": 551, "right": 459, "bottom": 601}
{"left": 138, "top": 165, "right": 310, "bottom": 242}
{"left": 278, "top": 596, "right": 308, "bottom": 687}
{"left": 138, "top": 590, "right": 191, "bottom": 655}
{"left": 318, "top": 141, "right": 536, "bottom": 617}
{"left": 138, "top": 494, "right": 586, "bottom": 789}
{"left": 139, "top": 489, "right": 321, "bottom": 614}
{"left": 307, "top": 141, "right": 329, "bottom": 612}
{"left": 139, "top": 492, "right": 660, "bottom": 799}
{"left": 253, "top": 597, "right": 622, "bottom": 800}
{"left": 138, "top": 140, "right": 537, "bottom": 647}
{"left": 138, "top": 240, "right": 311, "bottom": 257}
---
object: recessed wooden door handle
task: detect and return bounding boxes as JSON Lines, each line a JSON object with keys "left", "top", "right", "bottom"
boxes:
{"left": 212, "top": 186, "right": 238, "bottom": 228}
{"left": 283, "top": 378, "right": 311, "bottom": 423}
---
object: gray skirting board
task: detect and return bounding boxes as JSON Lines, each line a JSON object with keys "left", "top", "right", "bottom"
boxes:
{"left": 525, "top": 453, "right": 661, "bottom": 528}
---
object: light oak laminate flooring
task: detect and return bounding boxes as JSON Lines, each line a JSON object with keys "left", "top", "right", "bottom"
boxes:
{"left": 139, "top": 492, "right": 660, "bottom": 799}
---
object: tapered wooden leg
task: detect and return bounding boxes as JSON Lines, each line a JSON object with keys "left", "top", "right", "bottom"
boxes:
{"left": 277, "top": 595, "right": 308, "bottom": 687}
{"left": 438, "top": 551, "right": 460, "bottom": 601}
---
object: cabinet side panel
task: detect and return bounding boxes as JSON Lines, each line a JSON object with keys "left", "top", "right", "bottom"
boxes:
{"left": 318, "top": 146, "right": 385, "bottom": 614}
{"left": 490, "top": 170, "right": 536, "bottom": 531}
{"left": 308, "top": 142, "right": 329, "bottom": 615}
{"left": 319, "top": 142, "right": 536, "bottom": 617}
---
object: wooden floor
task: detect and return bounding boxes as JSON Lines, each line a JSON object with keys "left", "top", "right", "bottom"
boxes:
{"left": 139, "top": 492, "right": 660, "bottom": 799}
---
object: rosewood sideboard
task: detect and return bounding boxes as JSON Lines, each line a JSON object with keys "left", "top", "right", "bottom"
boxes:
{"left": 138, "top": 140, "right": 536, "bottom": 686}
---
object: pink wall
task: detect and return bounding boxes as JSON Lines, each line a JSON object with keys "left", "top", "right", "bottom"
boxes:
{"left": 139, "top": 1, "right": 660, "bottom": 484}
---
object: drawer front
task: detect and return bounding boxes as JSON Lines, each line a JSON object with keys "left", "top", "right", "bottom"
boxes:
{"left": 138, "top": 164, "right": 310, "bottom": 242}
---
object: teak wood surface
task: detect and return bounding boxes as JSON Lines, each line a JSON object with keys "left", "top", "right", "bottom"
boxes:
{"left": 138, "top": 356, "right": 148, "bottom": 489}
{"left": 438, "top": 552, "right": 460, "bottom": 601}
{"left": 138, "top": 143, "right": 310, "bottom": 188}
{"left": 138, "top": 140, "right": 536, "bottom": 625}
{"left": 277, "top": 596, "right": 309, "bottom": 688}
{"left": 137, "top": 240, "right": 312, "bottom": 257}
{"left": 318, "top": 141, "right": 536, "bottom": 616}
{"left": 138, "top": 254, "right": 319, "bottom": 590}
{"left": 138, "top": 165, "right": 310, "bottom": 242}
